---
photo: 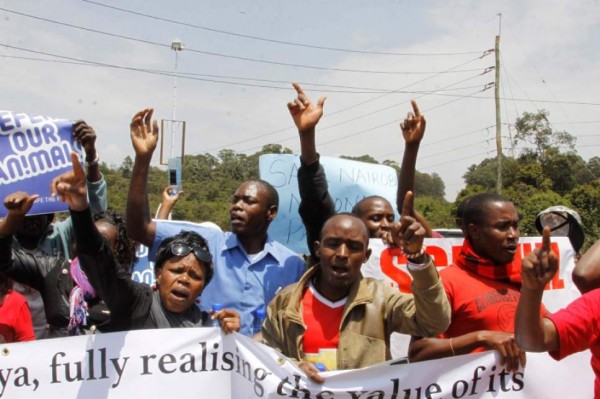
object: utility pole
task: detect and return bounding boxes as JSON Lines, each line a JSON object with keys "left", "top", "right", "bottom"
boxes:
{"left": 494, "top": 14, "right": 503, "bottom": 194}
{"left": 170, "top": 38, "right": 183, "bottom": 160}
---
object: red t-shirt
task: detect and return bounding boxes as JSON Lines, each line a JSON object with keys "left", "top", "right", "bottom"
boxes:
{"left": 547, "top": 288, "right": 600, "bottom": 398}
{"left": 440, "top": 264, "right": 546, "bottom": 344}
{"left": 301, "top": 284, "right": 345, "bottom": 355}
{"left": 0, "top": 290, "right": 35, "bottom": 343}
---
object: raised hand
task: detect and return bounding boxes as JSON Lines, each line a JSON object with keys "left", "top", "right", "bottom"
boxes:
{"left": 392, "top": 191, "right": 426, "bottom": 255}
{"left": 521, "top": 227, "right": 559, "bottom": 290}
{"left": 481, "top": 331, "right": 526, "bottom": 372}
{"left": 162, "top": 185, "right": 184, "bottom": 204}
{"left": 130, "top": 108, "right": 159, "bottom": 159}
{"left": 400, "top": 100, "right": 426, "bottom": 145}
{"left": 72, "top": 120, "right": 97, "bottom": 160}
{"left": 3, "top": 192, "right": 39, "bottom": 218}
{"left": 50, "top": 152, "right": 88, "bottom": 212}
{"left": 287, "top": 82, "right": 326, "bottom": 133}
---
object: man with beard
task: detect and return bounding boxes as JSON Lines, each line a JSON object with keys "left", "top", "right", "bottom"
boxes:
{"left": 262, "top": 193, "right": 450, "bottom": 382}
{"left": 408, "top": 193, "right": 542, "bottom": 372}
{"left": 126, "top": 109, "right": 305, "bottom": 337}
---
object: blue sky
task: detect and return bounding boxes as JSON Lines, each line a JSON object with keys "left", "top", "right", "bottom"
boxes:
{"left": 2, "top": 0, "right": 599, "bottom": 200}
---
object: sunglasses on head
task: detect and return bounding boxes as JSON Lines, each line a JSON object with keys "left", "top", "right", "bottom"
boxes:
{"left": 169, "top": 243, "right": 212, "bottom": 264}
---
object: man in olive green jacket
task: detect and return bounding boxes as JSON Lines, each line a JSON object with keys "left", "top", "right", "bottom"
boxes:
{"left": 262, "top": 196, "right": 450, "bottom": 383}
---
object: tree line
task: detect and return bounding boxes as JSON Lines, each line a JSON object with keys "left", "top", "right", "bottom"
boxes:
{"left": 101, "top": 110, "right": 600, "bottom": 250}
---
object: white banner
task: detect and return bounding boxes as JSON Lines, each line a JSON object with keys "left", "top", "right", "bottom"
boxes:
{"left": 0, "top": 327, "right": 592, "bottom": 398}
{"left": 363, "top": 237, "right": 576, "bottom": 301}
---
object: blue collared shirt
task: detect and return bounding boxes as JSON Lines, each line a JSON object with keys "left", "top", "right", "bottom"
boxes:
{"left": 151, "top": 220, "right": 306, "bottom": 336}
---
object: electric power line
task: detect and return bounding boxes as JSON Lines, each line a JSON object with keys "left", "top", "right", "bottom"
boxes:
{"left": 0, "top": 53, "right": 490, "bottom": 95}
{"left": 80, "top": 0, "right": 485, "bottom": 57}
{"left": 0, "top": 7, "right": 488, "bottom": 75}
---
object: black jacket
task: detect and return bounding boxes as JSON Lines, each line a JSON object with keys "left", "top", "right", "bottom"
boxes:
{"left": 0, "top": 235, "right": 109, "bottom": 338}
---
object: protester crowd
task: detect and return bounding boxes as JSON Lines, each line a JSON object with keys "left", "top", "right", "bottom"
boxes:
{"left": 0, "top": 83, "right": 598, "bottom": 397}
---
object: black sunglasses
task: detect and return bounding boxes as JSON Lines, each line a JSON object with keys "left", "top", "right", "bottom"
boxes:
{"left": 169, "top": 243, "right": 212, "bottom": 265}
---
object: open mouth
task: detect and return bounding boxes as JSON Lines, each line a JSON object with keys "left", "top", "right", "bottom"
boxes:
{"left": 331, "top": 266, "right": 350, "bottom": 278}
{"left": 230, "top": 213, "right": 244, "bottom": 223}
{"left": 170, "top": 288, "right": 189, "bottom": 301}
{"left": 505, "top": 245, "right": 518, "bottom": 254}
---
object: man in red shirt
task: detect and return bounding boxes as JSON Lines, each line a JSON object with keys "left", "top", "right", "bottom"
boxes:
{"left": 516, "top": 230, "right": 600, "bottom": 398}
{"left": 409, "top": 193, "right": 532, "bottom": 372}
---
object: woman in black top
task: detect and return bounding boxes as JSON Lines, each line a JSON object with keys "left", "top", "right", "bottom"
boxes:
{"left": 0, "top": 195, "right": 136, "bottom": 338}
{"left": 53, "top": 152, "right": 240, "bottom": 333}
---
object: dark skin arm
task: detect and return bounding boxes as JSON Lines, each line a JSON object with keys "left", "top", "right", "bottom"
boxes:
{"left": 73, "top": 120, "right": 101, "bottom": 183}
{"left": 409, "top": 331, "right": 525, "bottom": 371}
{"left": 391, "top": 191, "right": 428, "bottom": 270}
{"left": 156, "top": 186, "right": 184, "bottom": 220}
{"left": 515, "top": 227, "right": 560, "bottom": 352}
{"left": 572, "top": 238, "right": 600, "bottom": 294}
{"left": 289, "top": 82, "right": 332, "bottom": 263}
{"left": 0, "top": 193, "right": 39, "bottom": 237}
{"left": 396, "top": 100, "right": 425, "bottom": 217}
{"left": 288, "top": 82, "right": 326, "bottom": 166}
{"left": 126, "top": 109, "right": 159, "bottom": 247}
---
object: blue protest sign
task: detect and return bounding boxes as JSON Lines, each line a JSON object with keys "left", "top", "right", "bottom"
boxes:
{"left": 259, "top": 154, "right": 398, "bottom": 254}
{"left": 0, "top": 111, "right": 83, "bottom": 217}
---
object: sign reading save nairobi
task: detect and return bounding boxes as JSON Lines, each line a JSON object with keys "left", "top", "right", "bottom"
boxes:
{"left": 0, "top": 111, "right": 83, "bottom": 217}
{"left": 259, "top": 154, "right": 398, "bottom": 254}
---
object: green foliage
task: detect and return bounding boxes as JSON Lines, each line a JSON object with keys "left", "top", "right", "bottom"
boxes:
{"left": 587, "top": 157, "right": 600, "bottom": 179}
{"left": 414, "top": 196, "right": 454, "bottom": 228}
{"left": 567, "top": 181, "right": 600, "bottom": 249}
{"left": 414, "top": 171, "right": 445, "bottom": 198}
{"left": 463, "top": 157, "right": 520, "bottom": 190}
{"left": 513, "top": 109, "right": 576, "bottom": 158}
{"left": 509, "top": 190, "right": 569, "bottom": 237}
{"left": 105, "top": 146, "right": 451, "bottom": 235}
{"left": 461, "top": 109, "right": 600, "bottom": 248}
{"left": 340, "top": 154, "right": 379, "bottom": 164}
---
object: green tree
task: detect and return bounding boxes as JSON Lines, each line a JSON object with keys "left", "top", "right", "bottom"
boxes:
{"left": 414, "top": 196, "right": 454, "bottom": 229}
{"left": 340, "top": 154, "right": 378, "bottom": 164}
{"left": 513, "top": 109, "right": 576, "bottom": 159}
{"left": 568, "top": 181, "right": 600, "bottom": 248}
{"left": 414, "top": 171, "right": 445, "bottom": 198}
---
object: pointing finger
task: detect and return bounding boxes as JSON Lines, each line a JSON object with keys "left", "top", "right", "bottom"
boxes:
{"left": 541, "top": 226, "right": 552, "bottom": 252}
{"left": 401, "top": 191, "right": 414, "bottom": 218}
{"left": 292, "top": 82, "right": 305, "bottom": 96}
{"left": 71, "top": 152, "right": 85, "bottom": 180}
{"left": 411, "top": 100, "right": 421, "bottom": 117}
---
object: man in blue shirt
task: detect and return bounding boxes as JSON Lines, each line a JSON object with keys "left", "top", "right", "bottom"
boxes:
{"left": 126, "top": 108, "right": 306, "bottom": 336}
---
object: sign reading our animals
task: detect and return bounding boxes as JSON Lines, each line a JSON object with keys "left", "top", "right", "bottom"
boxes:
{"left": 0, "top": 111, "right": 83, "bottom": 217}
